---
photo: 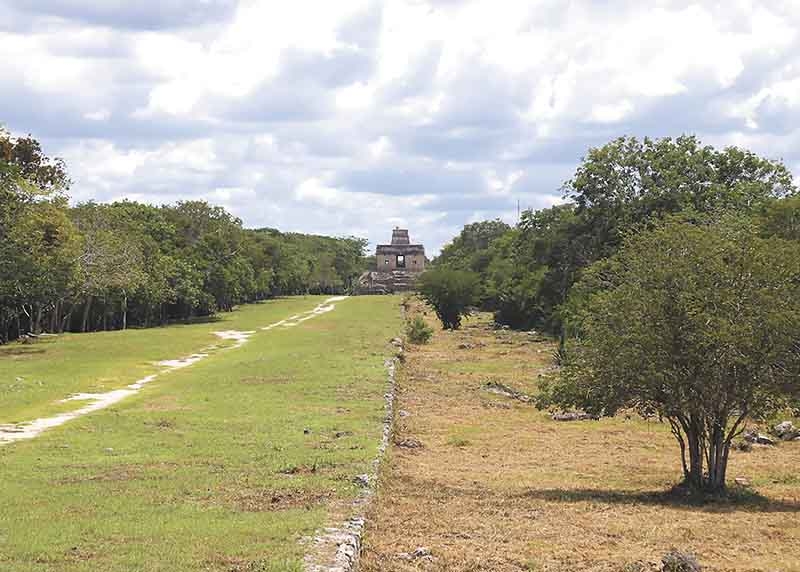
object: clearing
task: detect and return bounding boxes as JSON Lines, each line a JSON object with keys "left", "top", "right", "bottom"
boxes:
{"left": 0, "top": 295, "right": 402, "bottom": 571}
{"left": 361, "top": 299, "right": 800, "bottom": 572}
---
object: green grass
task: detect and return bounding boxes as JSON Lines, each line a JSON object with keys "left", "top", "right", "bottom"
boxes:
{"left": 0, "top": 295, "right": 402, "bottom": 571}
{"left": 0, "top": 297, "right": 322, "bottom": 424}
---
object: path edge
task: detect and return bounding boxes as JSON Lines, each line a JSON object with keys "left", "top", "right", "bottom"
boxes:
{"left": 303, "top": 347, "right": 401, "bottom": 572}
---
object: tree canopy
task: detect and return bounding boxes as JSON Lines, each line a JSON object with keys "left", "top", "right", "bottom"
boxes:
{"left": 440, "top": 136, "right": 797, "bottom": 334}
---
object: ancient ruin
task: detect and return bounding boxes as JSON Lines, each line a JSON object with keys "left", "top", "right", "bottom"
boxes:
{"left": 357, "top": 228, "right": 426, "bottom": 293}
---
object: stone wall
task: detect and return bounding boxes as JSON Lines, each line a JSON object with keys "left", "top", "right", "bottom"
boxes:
{"left": 376, "top": 252, "right": 425, "bottom": 272}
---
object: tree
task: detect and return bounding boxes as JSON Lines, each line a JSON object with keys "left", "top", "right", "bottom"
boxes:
{"left": 566, "top": 135, "right": 795, "bottom": 258}
{"left": 437, "top": 219, "right": 511, "bottom": 272}
{"left": 760, "top": 196, "right": 800, "bottom": 241}
{"left": 539, "top": 219, "right": 800, "bottom": 494}
{"left": 454, "top": 137, "right": 796, "bottom": 335}
{"left": 417, "top": 268, "right": 479, "bottom": 330}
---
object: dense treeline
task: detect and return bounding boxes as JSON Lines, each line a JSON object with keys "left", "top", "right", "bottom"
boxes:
{"left": 0, "top": 129, "right": 367, "bottom": 342}
{"left": 436, "top": 135, "right": 799, "bottom": 334}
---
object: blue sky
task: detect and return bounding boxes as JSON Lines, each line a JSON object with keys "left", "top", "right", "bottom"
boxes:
{"left": 2, "top": 0, "right": 799, "bottom": 252}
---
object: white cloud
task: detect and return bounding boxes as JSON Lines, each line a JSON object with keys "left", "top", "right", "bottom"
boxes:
{"left": 1, "top": 0, "right": 799, "bottom": 253}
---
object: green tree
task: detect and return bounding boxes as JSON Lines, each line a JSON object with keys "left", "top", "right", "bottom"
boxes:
{"left": 470, "top": 136, "right": 796, "bottom": 334}
{"left": 540, "top": 219, "right": 800, "bottom": 493}
{"left": 760, "top": 196, "right": 800, "bottom": 241}
{"left": 417, "top": 268, "right": 479, "bottom": 330}
{"left": 437, "top": 219, "right": 511, "bottom": 272}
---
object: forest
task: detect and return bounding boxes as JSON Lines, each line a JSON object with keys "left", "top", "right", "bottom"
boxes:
{"left": 0, "top": 128, "right": 367, "bottom": 343}
{"left": 435, "top": 135, "right": 800, "bottom": 336}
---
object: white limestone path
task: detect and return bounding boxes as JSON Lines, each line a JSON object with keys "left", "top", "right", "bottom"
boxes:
{"left": 0, "top": 297, "right": 348, "bottom": 446}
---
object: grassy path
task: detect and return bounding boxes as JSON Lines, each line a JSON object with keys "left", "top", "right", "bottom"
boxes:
{"left": 0, "top": 297, "right": 322, "bottom": 425}
{"left": 361, "top": 299, "right": 800, "bottom": 572}
{"left": 0, "top": 295, "right": 402, "bottom": 571}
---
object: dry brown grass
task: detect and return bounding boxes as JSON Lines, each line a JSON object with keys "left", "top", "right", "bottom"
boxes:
{"left": 360, "top": 299, "right": 800, "bottom": 572}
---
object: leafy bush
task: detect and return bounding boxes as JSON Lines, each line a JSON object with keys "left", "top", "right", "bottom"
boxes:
{"left": 417, "top": 268, "right": 479, "bottom": 330}
{"left": 539, "top": 219, "right": 800, "bottom": 493}
{"left": 405, "top": 315, "right": 433, "bottom": 344}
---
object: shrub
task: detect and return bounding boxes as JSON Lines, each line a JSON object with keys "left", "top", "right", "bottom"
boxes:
{"left": 406, "top": 316, "right": 433, "bottom": 344}
{"left": 417, "top": 268, "right": 479, "bottom": 330}
{"left": 539, "top": 219, "right": 800, "bottom": 493}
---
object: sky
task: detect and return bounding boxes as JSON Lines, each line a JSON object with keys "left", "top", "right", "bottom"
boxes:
{"left": 2, "top": 0, "right": 799, "bottom": 253}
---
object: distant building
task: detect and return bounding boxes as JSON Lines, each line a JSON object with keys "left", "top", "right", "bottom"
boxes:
{"left": 375, "top": 228, "right": 426, "bottom": 272}
{"left": 356, "top": 227, "right": 426, "bottom": 293}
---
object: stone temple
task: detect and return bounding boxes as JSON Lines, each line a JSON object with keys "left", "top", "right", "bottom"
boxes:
{"left": 357, "top": 228, "right": 426, "bottom": 293}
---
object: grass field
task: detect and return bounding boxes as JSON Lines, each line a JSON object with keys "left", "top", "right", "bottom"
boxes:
{"left": 0, "top": 295, "right": 402, "bottom": 571}
{"left": 361, "top": 298, "right": 800, "bottom": 572}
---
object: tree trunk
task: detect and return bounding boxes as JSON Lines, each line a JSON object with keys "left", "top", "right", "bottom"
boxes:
{"left": 674, "top": 415, "right": 731, "bottom": 494}
{"left": 122, "top": 293, "right": 128, "bottom": 331}
{"left": 81, "top": 297, "right": 93, "bottom": 333}
{"left": 685, "top": 426, "right": 704, "bottom": 491}
{"left": 33, "top": 304, "right": 43, "bottom": 334}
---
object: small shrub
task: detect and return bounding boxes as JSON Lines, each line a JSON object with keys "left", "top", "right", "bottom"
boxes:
{"left": 661, "top": 550, "right": 701, "bottom": 572}
{"left": 406, "top": 316, "right": 433, "bottom": 344}
{"left": 417, "top": 268, "right": 479, "bottom": 330}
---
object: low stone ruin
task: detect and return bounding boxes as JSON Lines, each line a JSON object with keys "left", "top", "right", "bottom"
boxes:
{"left": 482, "top": 380, "right": 532, "bottom": 403}
{"left": 771, "top": 420, "right": 800, "bottom": 441}
{"left": 743, "top": 429, "right": 776, "bottom": 446}
{"left": 551, "top": 410, "right": 598, "bottom": 422}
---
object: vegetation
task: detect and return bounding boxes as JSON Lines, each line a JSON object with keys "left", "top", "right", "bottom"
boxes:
{"left": 436, "top": 136, "right": 796, "bottom": 334}
{"left": 417, "top": 268, "right": 479, "bottom": 330}
{"left": 431, "top": 135, "right": 800, "bottom": 494}
{"left": 362, "top": 300, "right": 800, "bottom": 571}
{"left": 405, "top": 315, "right": 433, "bottom": 344}
{"left": 538, "top": 219, "right": 800, "bottom": 493}
{"left": 0, "top": 295, "right": 402, "bottom": 571}
{"left": 0, "top": 128, "right": 368, "bottom": 343}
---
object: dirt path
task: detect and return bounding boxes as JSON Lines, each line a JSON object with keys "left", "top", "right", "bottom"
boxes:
{"left": 359, "top": 301, "right": 800, "bottom": 572}
{"left": 0, "top": 297, "right": 348, "bottom": 445}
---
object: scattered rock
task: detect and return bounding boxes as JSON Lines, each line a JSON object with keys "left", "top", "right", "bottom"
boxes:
{"left": 743, "top": 429, "right": 775, "bottom": 446}
{"left": 734, "top": 476, "right": 751, "bottom": 487}
{"left": 483, "top": 401, "right": 511, "bottom": 409}
{"left": 334, "top": 431, "right": 353, "bottom": 439}
{"left": 303, "top": 428, "right": 312, "bottom": 435}
{"left": 772, "top": 421, "right": 799, "bottom": 441}
{"left": 457, "top": 343, "right": 473, "bottom": 350}
{"left": 353, "top": 474, "right": 371, "bottom": 488}
{"left": 482, "top": 381, "right": 531, "bottom": 403}
{"left": 661, "top": 549, "right": 701, "bottom": 572}
{"left": 397, "top": 547, "right": 433, "bottom": 561}
{"left": 103, "top": 447, "right": 114, "bottom": 454}
{"left": 398, "top": 410, "right": 410, "bottom": 418}
{"left": 623, "top": 561, "right": 661, "bottom": 572}
{"left": 733, "top": 440, "right": 752, "bottom": 452}
{"left": 395, "top": 437, "right": 424, "bottom": 449}
{"left": 390, "top": 337, "right": 403, "bottom": 348}
{"left": 551, "top": 410, "right": 597, "bottom": 422}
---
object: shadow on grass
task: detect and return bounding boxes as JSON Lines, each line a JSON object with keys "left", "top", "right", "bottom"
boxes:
{"left": 0, "top": 346, "right": 48, "bottom": 357}
{"left": 163, "top": 315, "right": 224, "bottom": 327}
{"left": 518, "top": 486, "right": 800, "bottom": 513}
{"left": 0, "top": 338, "right": 56, "bottom": 357}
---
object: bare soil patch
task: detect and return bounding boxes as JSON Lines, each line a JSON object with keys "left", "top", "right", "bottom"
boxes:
{"left": 360, "top": 300, "right": 800, "bottom": 572}
{"left": 230, "top": 487, "right": 335, "bottom": 512}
